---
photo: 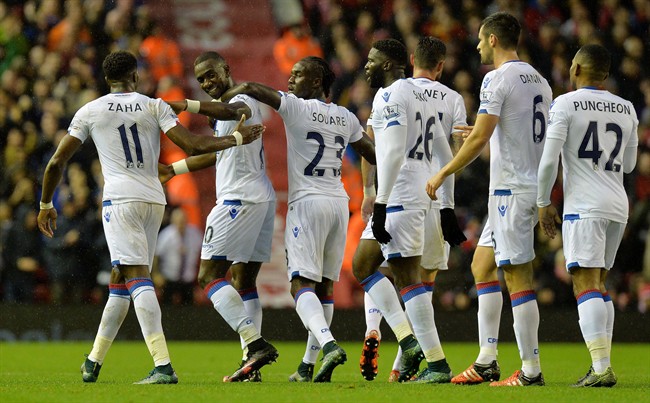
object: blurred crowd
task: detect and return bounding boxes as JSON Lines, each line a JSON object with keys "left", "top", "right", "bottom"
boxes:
{"left": 1, "top": 0, "right": 648, "bottom": 313}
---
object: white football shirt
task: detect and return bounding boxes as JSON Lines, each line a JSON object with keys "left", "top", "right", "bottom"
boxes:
{"left": 213, "top": 94, "right": 275, "bottom": 203}
{"left": 277, "top": 92, "right": 363, "bottom": 203}
{"left": 545, "top": 88, "right": 638, "bottom": 223}
{"left": 370, "top": 78, "right": 447, "bottom": 209}
{"left": 68, "top": 92, "right": 179, "bottom": 205}
{"left": 479, "top": 61, "right": 553, "bottom": 194}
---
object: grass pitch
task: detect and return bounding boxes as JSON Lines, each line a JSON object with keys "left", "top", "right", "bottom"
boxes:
{"left": 1, "top": 341, "right": 648, "bottom": 402}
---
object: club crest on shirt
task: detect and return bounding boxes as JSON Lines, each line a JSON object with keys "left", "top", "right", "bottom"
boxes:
{"left": 382, "top": 91, "right": 391, "bottom": 102}
{"left": 104, "top": 211, "right": 111, "bottom": 222}
{"left": 483, "top": 77, "right": 491, "bottom": 89}
{"left": 383, "top": 105, "right": 400, "bottom": 120}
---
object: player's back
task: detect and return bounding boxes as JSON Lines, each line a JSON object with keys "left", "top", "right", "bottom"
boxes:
{"left": 277, "top": 92, "right": 363, "bottom": 203}
{"left": 551, "top": 88, "right": 638, "bottom": 223}
{"left": 372, "top": 79, "right": 446, "bottom": 209}
{"left": 68, "top": 92, "right": 178, "bottom": 205}
{"left": 480, "top": 61, "right": 552, "bottom": 193}
{"left": 214, "top": 94, "right": 275, "bottom": 204}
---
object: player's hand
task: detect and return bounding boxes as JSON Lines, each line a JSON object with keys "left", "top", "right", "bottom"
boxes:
{"left": 440, "top": 208, "right": 467, "bottom": 246}
{"left": 167, "top": 100, "right": 187, "bottom": 115}
{"left": 236, "top": 114, "right": 265, "bottom": 145}
{"left": 158, "top": 163, "right": 175, "bottom": 184}
{"left": 538, "top": 204, "right": 561, "bottom": 239}
{"left": 37, "top": 208, "right": 57, "bottom": 238}
{"left": 371, "top": 203, "right": 392, "bottom": 244}
{"left": 361, "top": 195, "right": 376, "bottom": 223}
{"left": 426, "top": 172, "right": 446, "bottom": 200}
{"left": 453, "top": 125, "right": 474, "bottom": 141}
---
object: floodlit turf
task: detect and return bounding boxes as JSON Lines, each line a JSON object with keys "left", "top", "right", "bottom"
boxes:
{"left": 1, "top": 341, "right": 648, "bottom": 402}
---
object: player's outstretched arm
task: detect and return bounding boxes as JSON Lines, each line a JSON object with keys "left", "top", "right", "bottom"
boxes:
{"left": 165, "top": 115, "right": 263, "bottom": 155}
{"left": 223, "top": 82, "right": 281, "bottom": 111}
{"left": 38, "top": 134, "right": 82, "bottom": 238}
{"left": 168, "top": 99, "right": 252, "bottom": 122}
{"left": 159, "top": 153, "right": 217, "bottom": 184}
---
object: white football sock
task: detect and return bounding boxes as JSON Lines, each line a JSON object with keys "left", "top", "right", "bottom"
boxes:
{"left": 364, "top": 292, "right": 383, "bottom": 338}
{"left": 401, "top": 284, "right": 445, "bottom": 363}
{"left": 603, "top": 292, "right": 615, "bottom": 354}
{"left": 511, "top": 290, "right": 540, "bottom": 377}
{"left": 239, "top": 288, "right": 262, "bottom": 357}
{"left": 88, "top": 285, "right": 130, "bottom": 365}
{"left": 204, "top": 278, "right": 260, "bottom": 346}
{"left": 361, "top": 272, "right": 412, "bottom": 342}
{"left": 127, "top": 278, "right": 170, "bottom": 366}
{"left": 578, "top": 290, "right": 609, "bottom": 373}
{"left": 476, "top": 281, "right": 502, "bottom": 364}
{"left": 294, "top": 288, "right": 334, "bottom": 348}
{"left": 302, "top": 297, "right": 334, "bottom": 364}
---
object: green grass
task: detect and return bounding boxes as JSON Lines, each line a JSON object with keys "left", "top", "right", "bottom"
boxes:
{"left": 1, "top": 342, "right": 649, "bottom": 402}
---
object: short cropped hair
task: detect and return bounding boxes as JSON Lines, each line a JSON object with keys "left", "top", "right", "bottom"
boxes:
{"left": 414, "top": 37, "right": 446, "bottom": 69}
{"left": 194, "top": 51, "right": 226, "bottom": 66}
{"left": 103, "top": 51, "right": 137, "bottom": 81}
{"left": 480, "top": 12, "right": 521, "bottom": 50}
{"left": 577, "top": 44, "right": 611, "bottom": 79}
{"left": 372, "top": 39, "right": 408, "bottom": 68}
{"left": 301, "top": 56, "right": 336, "bottom": 98}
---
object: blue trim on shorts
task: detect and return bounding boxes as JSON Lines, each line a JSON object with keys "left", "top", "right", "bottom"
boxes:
{"left": 223, "top": 200, "right": 242, "bottom": 205}
{"left": 387, "top": 252, "right": 402, "bottom": 259}
{"left": 478, "top": 109, "right": 488, "bottom": 114}
{"left": 498, "top": 259, "right": 511, "bottom": 267}
{"left": 493, "top": 189, "right": 512, "bottom": 196}
{"left": 290, "top": 270, "right": 301, "bottom": 279}
{"left": 103, "top": 200, "right": 112, "bottom": 206}
{"left": 386, "top": 205, "right": 404, "bottom": 213}
{"left": 567, "top": 261, "right": 580, "bottom": 269}
{"left": 360, "top": 271, "right": 386, "bottom": 293}
{"left": 111, "top": 260, "right": 120, "bottom": 266}
{"left": 564, "top": 214, "right": 580, "bottom": 222}
{"left": 210, "top": 255, "right": 228, "bottom": 260}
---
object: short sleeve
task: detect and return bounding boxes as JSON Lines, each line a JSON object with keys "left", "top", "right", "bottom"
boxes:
{"left": 155, "top": 99, "right": 181, "bottom": 133}
{"left": 348, "top": 112, "right": 364, "bottom": 143}
{"left": 277, "top": 91, "right": 303, "bottom": 126}
{"left": 231, "top": 94, "right": 257, "bottom": 121}
{"left": 67, "top": 105, "right": 91, "bottom": 142}
{"left": 452, "top": 93, "right": 468, "bottom": 130}
{"left": 546, "top": 96, "right": 570, "bottom": 143}
{"left": 478, "top": 71, "right": 507, "bottom": 116}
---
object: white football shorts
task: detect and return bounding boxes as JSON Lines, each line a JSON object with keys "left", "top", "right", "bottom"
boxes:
{"left": 361, "top": 207, "right": 426, "bottom": 260}
{"left": 562, "top": 215, "right": 625, "bottom": 271}
{"left": 201, "top": 199, "right": 275, "bottom": 263}
{"left": 487, "top": 191, "right": 537, "bottom": 267}
{"left": 421, "top": 206, "right": 449, "bottom": 271}
{"left": 102, "top": 201, "right": 164, "bottom": 269}
{"left": 285, "top": 198, "right": 349, "bottom": 283}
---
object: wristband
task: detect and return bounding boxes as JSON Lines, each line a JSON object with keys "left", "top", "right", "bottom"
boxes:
{"left": 364, "top": 186, "right": 376, "bottom": 197}
{"left": 171, "top": 159, "right": 190, "bottom": 175}
{"left": 232, "top": 131, "right": 243, "bottom": 146}
{"left": 40, "top": 201, "right": 54, "bottom": 210}
{"left": 185, "top": 99, "right": 200, "bottom": 113}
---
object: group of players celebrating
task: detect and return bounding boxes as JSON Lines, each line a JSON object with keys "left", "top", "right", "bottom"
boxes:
{"left": 36, "top": 10, "right": 638, "bottom": 387}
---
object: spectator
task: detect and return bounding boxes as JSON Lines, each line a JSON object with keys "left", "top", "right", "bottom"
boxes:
{"left": 273, "top": 24, "right": 323, "bottom": 76}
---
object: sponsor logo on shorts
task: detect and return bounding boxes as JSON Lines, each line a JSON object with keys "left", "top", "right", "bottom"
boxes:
{"left": 229, "top": 208, "right": 239, "bottom": 219}
{"left": 292, "top": 226, "right": 300, "bottom": 238}
{"left": 104, "top": 212, "right": 111, "bottom": 222}
{"left": 498, "top": 205, "right": 508, "bottom": 216}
